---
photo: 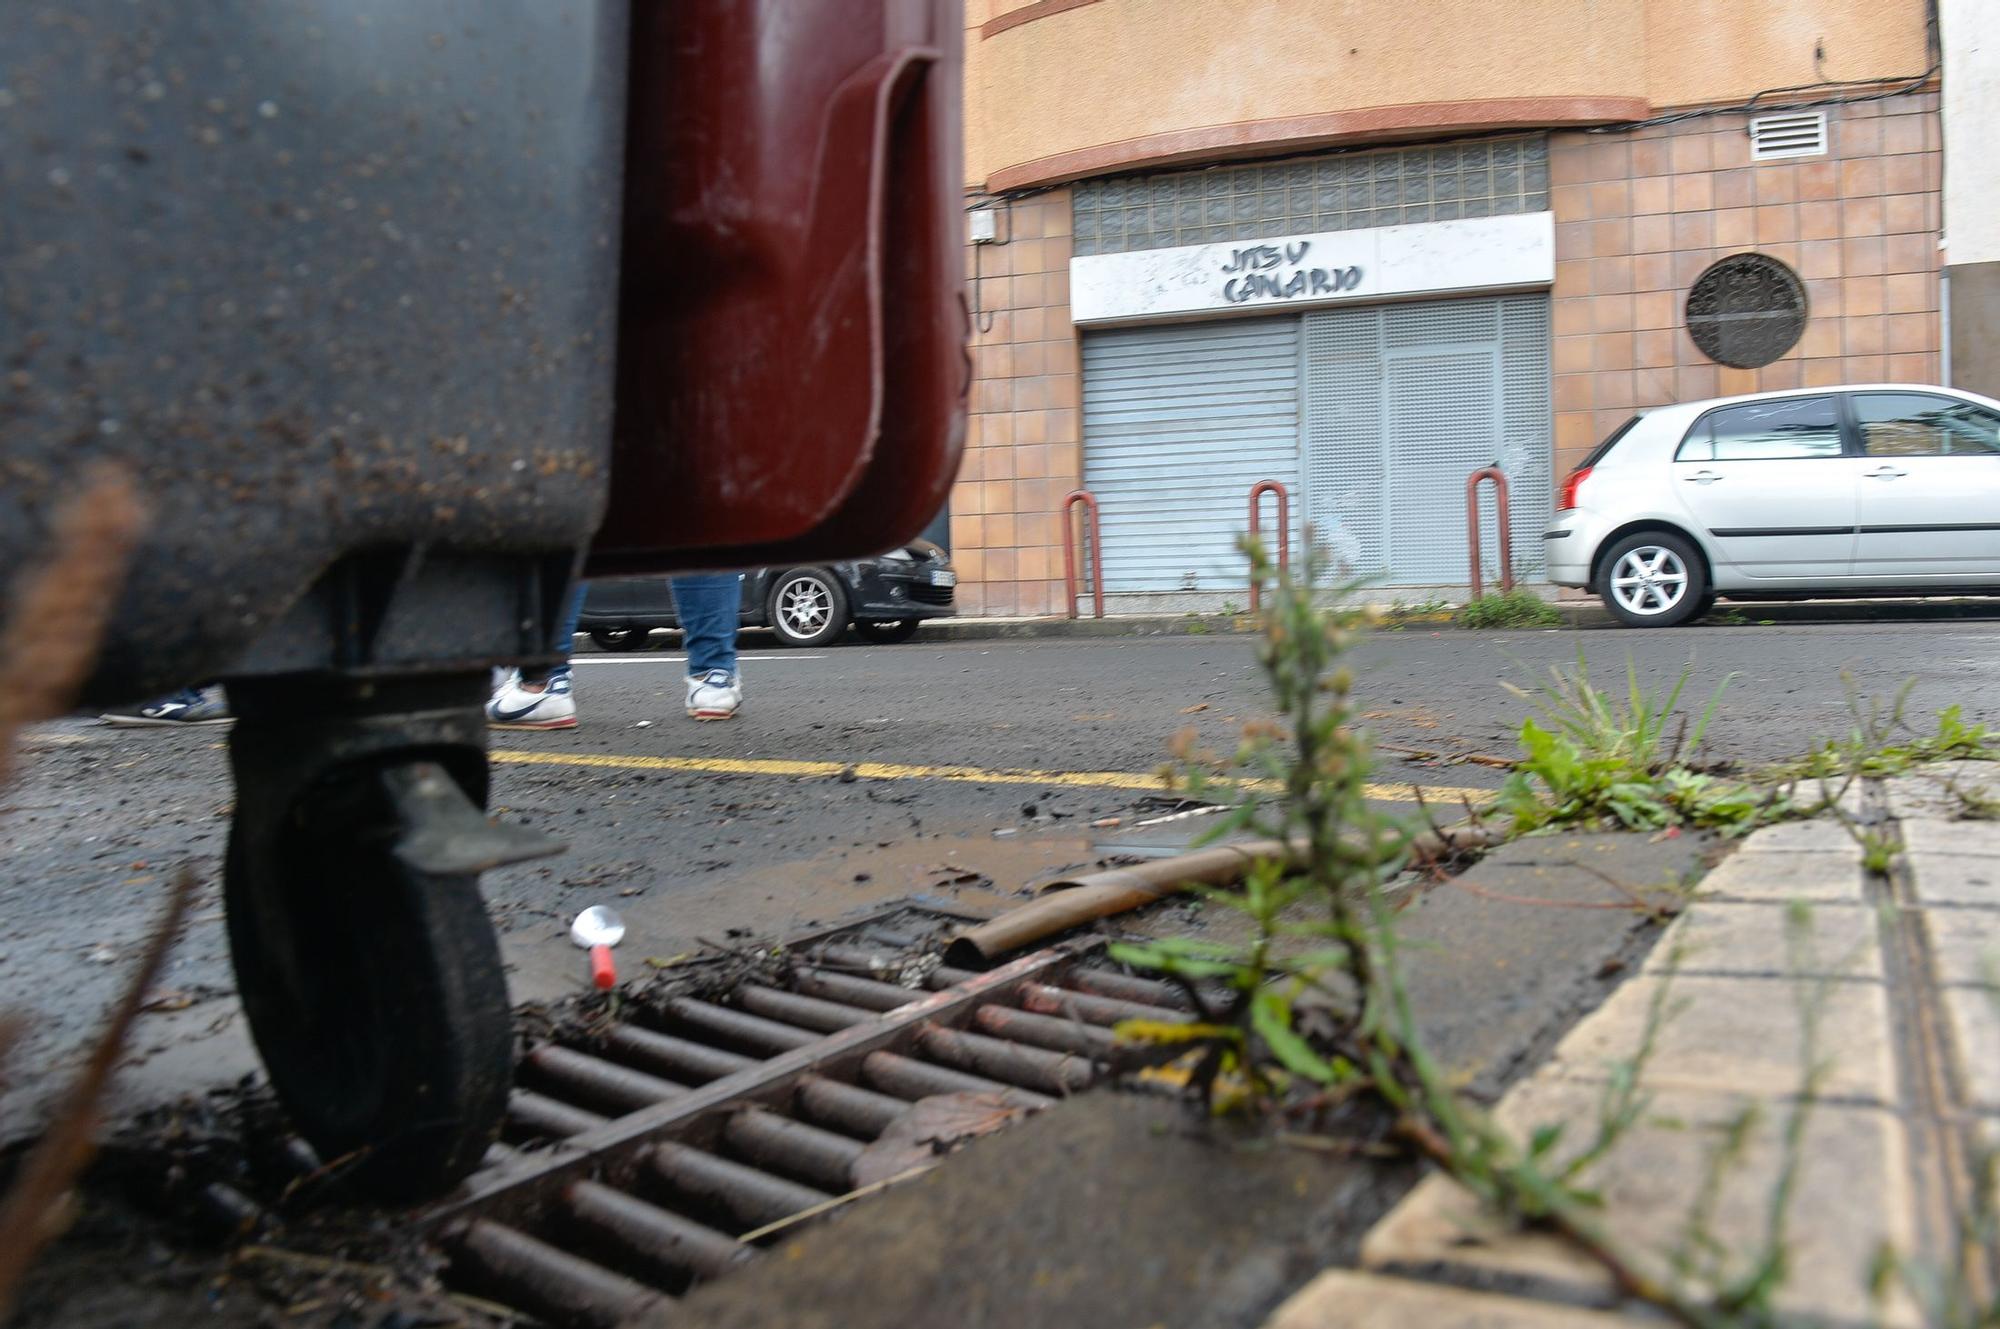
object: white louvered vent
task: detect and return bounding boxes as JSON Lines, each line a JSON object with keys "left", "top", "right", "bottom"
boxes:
{"left": 1749, "top": 112, "right": 1828, "bottom": 161}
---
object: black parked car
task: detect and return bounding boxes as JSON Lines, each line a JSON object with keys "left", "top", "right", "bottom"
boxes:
{"left": 579, "top": 540, "right": 957, "bottom": 649}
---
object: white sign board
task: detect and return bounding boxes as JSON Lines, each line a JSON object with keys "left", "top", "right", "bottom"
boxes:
{"left": 1069, "top": 211, "right": 1555, "bottom": 325}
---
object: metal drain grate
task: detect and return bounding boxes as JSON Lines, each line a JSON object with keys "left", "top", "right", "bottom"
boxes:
{"left": 428, "top": 941, "right": 1195, "bottom": 1326}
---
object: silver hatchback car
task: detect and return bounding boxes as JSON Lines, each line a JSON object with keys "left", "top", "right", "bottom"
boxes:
{"left": 1545, "top": 385, "right": 2000, "bottom": 627}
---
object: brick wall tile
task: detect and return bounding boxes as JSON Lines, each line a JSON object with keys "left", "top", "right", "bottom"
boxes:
{"left": 1797, "top": 201, "right": 1840, "bottom": 241}
{"left": 1844, "top": 276, "right": 1885, "bottom": 318}
{"left": 1589, "top": 218, "right": 1629, "bottom": 256}
{"left": 1554, "top": 298, "right": 1592, "bottom": 337}
{"left": 981, "top": 479, "right": 1018, "bottom": 515}
{"left": 1886, "top": 352, "right": 1932, "bottom": 380}
{"left": 1713, "top": 168, "right": 1753, "bottom": 210}
{"left": 1634, "top": 251, "right": 1673, "bottom": 292}
{"left": 1841, "top": 236, "right": 1886, "bottom": 276}
{"left": 1674, "top": 211, "right": 1716, "bottom": 249}
{"left": 1754, "top": 205, "right": 1798, "bottom": 244}
{"left": 1592, "top": 295, "right": 1634, "bottom": 333}
{"left": 1798, "top": 239, "right": 1842, "bottom": 280}
{"left": 1843, "top": 317, "right": 1887, "bottom": 356}
{"left": 1798, "top": 317, "right": 1842, "bottom": 359}
{"left": 1634, "top": 367, "right": 1675, "bottom": 406}
{"left": 1588, "top": 180, "right": 1632, "bottom": 216}
{"left": 1797, "top": 160, "right": 1840, "bottom": 201}
{"left": 1711, "top": 128, "right": 1751, "bottom": 169}
{"left": 1555, "top": 411, "right": 1596, "bottom": 450}
{"left": 1802, "top": 358, "right": 1845, "bottom": 387}
{"left": 1883, "top": 232, "right": 1933, "bottom": 274}
{"left": 1634, "top": 290, "right": 1677, "bottom": 330}
{"left": 1556, "top": 220, "right": 1591, "bottom": 260}
{"left": 1632, "top": 176, "right": 1672, "bottom": 215}
{"left": 1881, "top": 193, "right": 1927, "bottom": 235}
{"left": 985, "top": 548, "right": 1017, "bottom": 584}
{"left": 1838, "top": 118, "right": 1884, "bottom": 158}
{"left": 1671, "top": 172, "right": 1714, "bottom": 212}
{"left": 1633, "top": 213, "right": 1673, "bottom": 253}
{"left": 1715, "top": 207, "right": 1755, "bottom": 248}
{"left": 1718, "top": 365, "right": 1758, "bottom": 395}
{"left": 1591, "top": 256, "right": 1634, "bottom": 295}
{"left": 985, "top": 512, "right": 1017, "bottom": 548}
{"left": 1677, "top": 364, "right": 1720, "bottom": 399}
{"left": 1757, "top": 358, "right": 1802, "bottom": 390}
{"left": 1841, "top": 158, "right": 1884, "bottom": 198}
{"left": 1017, "top": 443, "right": 1049, "bottom": 479}
{"left": 1594, "top": 332, "right": 1634, "bottom": 371}
{"left": 1882, "top": 272, "right": 1932, "bottom": 315}
{"left": 1885, "top": 312, "right": 1934, "bottom": 353}
{"left": 1554, "top": 373, "right": 1592, "bottom": 412}
{"left": 1844, "top": 354, "right": 1887, "bottom": 380}
{"left": 1881, "top": 115, "right": 1926, "bottom": 156}
{"left": 1806, "top": 277, "right": 1842, "bottom": 319}
{"left": 1636, "top": 329, "right": 1678, "bottom": 367}
{"left": 955, "top": 512, "right": 986, "bottom": 548}
{"left": 1753, "top": 163, "right": 1798, "bottom": 206}
{"left": 1670, "top": 133, "right": 1713, "bottom": 173}
{"left": 1555, "top": 258, "right": 1590, "bottom": 298}
{"left": 1632, "top": 139, "right": 1671, "bottom": 178}
{"left": 1842, "top": 196, "right": 1885, "bottom": 238}
{"left": 1555, "top": 334, "right": 1593, "bottom": 374}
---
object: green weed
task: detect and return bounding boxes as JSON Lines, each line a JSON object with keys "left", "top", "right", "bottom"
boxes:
{"left": 1455, "top": 590, "right": 1563, "bottom": 630}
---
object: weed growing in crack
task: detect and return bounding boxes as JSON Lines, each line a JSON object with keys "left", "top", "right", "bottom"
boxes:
{"left": 1493, "top": 652, "right": 1785, "bottom": 836}
{"left": 1112, "top": 536, "right": 1409, "bottom": 1106}
{"left": 1455, "top": 590, "right": 1563, "bottom": 630}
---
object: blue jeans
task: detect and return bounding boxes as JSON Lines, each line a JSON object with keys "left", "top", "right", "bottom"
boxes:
{"left": 522, "top": 583, "right": 588, "bottom": 686}
{"left": 671, "top": 573, "right": 740, "bottom": 677}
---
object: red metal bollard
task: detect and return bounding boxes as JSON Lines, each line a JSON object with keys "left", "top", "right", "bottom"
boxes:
{"left": 1061, "top": 489, "right": 1105, "bottom": 619}
{"left": 1465, "top": 467, "right": 1513, "bottom": 599}
{"left": 1246, "top": 480, "right": 1291, "bottom": 613}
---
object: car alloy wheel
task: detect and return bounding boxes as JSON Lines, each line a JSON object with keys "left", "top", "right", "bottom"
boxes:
{"left": 1609, "top": 545, "right": 1689, "bottom": 617}
{"left": 767, "top": 568, "right": 848, "bottom": 647}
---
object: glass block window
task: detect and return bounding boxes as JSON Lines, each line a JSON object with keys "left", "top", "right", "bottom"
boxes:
{"left": 1071, "top": 135, "right": 1550, "bottom": 257}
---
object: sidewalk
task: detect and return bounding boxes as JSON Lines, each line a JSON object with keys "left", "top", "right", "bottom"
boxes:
{"left": 928, "top": 598, "right": 2000, "bottom": 643}
{"left": 1270, "top": 761, "right": 2000, "bottom": 1328}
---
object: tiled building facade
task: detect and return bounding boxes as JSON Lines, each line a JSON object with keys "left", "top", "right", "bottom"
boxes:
{"left": 950, "top": 90, "right": 1943, "bottom": 616}
{"left": 1547, "top": 92, "right": 1942, "bottom": 486}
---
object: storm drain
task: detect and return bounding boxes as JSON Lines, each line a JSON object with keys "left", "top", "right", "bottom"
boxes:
{"left": 428, "top": 939, "right": 1196, "bottom": 1327}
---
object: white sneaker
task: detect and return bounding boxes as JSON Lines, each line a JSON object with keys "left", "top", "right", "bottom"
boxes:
{"left": 685, "top": 669, "right": 741, "bottom": 721}
{"left": 487, "top": 672, "right": 577, "bottom": 729}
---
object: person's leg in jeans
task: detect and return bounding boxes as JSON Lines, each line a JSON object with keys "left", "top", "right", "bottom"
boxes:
{"left": 672, "top": 573, "right": 742, "bottom": 720}
{"left": 489, "top": 582, "right": 584, "bottom": 729}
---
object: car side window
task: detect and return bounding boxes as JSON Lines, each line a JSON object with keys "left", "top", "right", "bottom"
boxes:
{"left": 1851, "top": 392, "right": 2000, "bottom": 458}
{"left": 1676, "top": 396, "right": 1844, "bottom": 463}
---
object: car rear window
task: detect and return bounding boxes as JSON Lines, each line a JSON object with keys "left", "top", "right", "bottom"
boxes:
{"left": 1676, "top": 396, "right": 1844, "bottom": 462}
{"left": 1578, "top": 415, "right": 1643, "bottom": 470}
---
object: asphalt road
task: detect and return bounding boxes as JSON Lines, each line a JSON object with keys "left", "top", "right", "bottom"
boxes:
{"left": 4, "top": 613, "right": 1999, "bottom": 1132}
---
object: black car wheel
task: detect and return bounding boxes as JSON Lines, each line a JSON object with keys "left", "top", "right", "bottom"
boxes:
{"left": 854, "top": 619, "right": 922, "bottom": 645}
{"left": 589, "top": 626, "right": 652, "bottom": 652}
{"left": 768, "top": 568, "right": 848, "bottom": 647}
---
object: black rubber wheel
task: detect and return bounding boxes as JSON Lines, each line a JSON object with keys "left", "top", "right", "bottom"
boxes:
{"left": 767, "top": 568, "right": 849, "bottom": 647}
{"left": 225, "top": 757, "right": 511, "bottom": 1201}
{"left": 1597, "top": 530, "right": 1708, "bottom": 628}
{"left": 854, "top": 619, "right": 922, "bottom": 645}
{"left": 1692, "top": 593, "right": 1718, "bottom": 621}
{"left": 589, "top": 626, "right": 652, "bottom": 652}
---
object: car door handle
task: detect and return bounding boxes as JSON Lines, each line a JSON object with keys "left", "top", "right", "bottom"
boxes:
{"left": 1866, "top": 465, "right": 1908, "bottom": 480}
{"left": 1682, "top": 471, "right": 1723, "bottom": 484}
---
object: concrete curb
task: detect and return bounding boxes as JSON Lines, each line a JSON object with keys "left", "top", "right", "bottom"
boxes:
{"left": 925, "top": 597, "right": 2000, "bottom": 643}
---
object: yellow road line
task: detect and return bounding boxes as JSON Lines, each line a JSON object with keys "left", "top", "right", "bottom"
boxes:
{"left": 490, "top": 749, "right": 1493, "bottom": 806}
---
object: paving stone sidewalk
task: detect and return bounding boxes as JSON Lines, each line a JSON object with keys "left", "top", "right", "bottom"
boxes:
{"left": 1269, "top": 762, "right": 2000, "bottom": 1329}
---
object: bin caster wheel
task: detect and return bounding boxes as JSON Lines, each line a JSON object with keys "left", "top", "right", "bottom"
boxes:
{"left": 226, "top": 755, "right": 523, "bottom": 1201}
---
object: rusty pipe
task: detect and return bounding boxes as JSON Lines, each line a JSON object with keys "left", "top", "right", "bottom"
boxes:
{"left": 524, "top": 1045, "right": 687, "bottom": 1115}
{"left": 723, "top": 1108, "right": 865, "bottom": 1192}
{"left": 564, "top": 1180, "right": 749, "bottom": 1283}
{"left": 1466, "top": 466, "right": 1513, "bottom": 598}
{"left": 649, "top": 1141, "right": 834, "bottom": 1229}
{"left": 794, "top": 1075, "right": 913, "bottom": 1138}
{"left": 1247, "top": 479, "right": 1291, "bottom": 614}
{"left": 942, "top": 824, "right": 1503, "bottom": 967}
{"left": 451, "top": 1219, "right": 670, "bottom": 1329}
{"left": 603, "top": 1026, "right": 757, "bottom": 1084}
{"left": 736, "top": 984, "right": 877, "bottom": 1032}
{"left": 941, "top": 838, "right": 1302, "bottom": 967}
{"left": 1061, "top": 489, "right": 1105, "bottom": 619}
{"left": 507, "top": 1089, "right": 609, "bottom": 1140}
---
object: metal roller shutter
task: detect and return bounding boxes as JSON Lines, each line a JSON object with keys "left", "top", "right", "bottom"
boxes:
{"left": 1303, "top": 294, "right": 1551, "bottom": 586}
{"left": 1081, "top": 317, "right": 1302, "bottom": 595}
